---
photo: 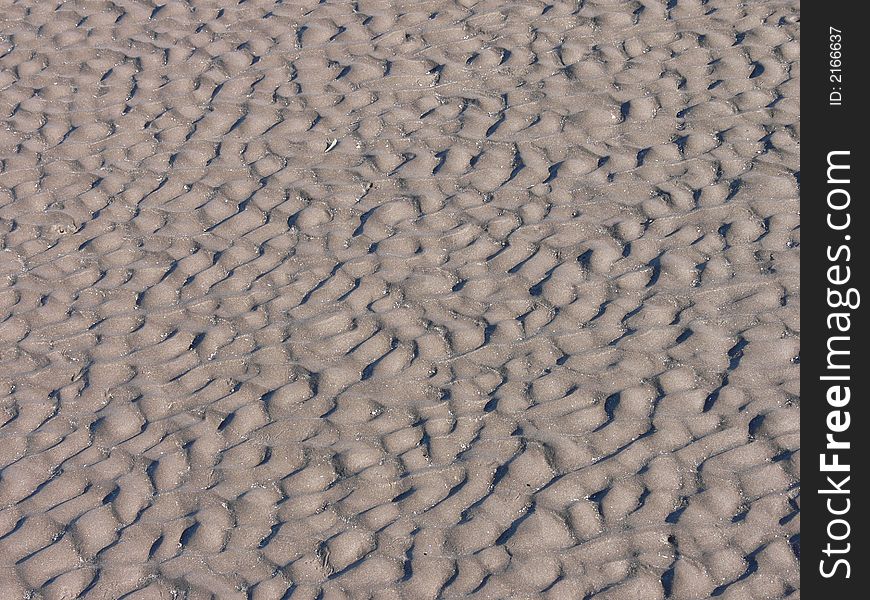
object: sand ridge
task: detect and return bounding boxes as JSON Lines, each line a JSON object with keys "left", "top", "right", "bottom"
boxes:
{"left": 0, "top": 0, "right": 798, "bottom": 598}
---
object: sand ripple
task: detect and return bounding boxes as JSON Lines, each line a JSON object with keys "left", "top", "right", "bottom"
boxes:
{"left": 0, "top": 0, "right": 799, "bottom": 598}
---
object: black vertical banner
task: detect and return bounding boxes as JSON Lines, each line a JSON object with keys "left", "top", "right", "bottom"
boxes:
{"left": 804, "top": 2, "right": 864, "bottom": 597}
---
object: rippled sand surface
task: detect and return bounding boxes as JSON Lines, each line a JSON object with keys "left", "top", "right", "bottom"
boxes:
{"left": 0, "top": 1, "right": 799, "bottom": 598}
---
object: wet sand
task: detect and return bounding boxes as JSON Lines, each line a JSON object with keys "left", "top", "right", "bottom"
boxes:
{"left": 0, "top": 0, "right": 799, "bottom": 598}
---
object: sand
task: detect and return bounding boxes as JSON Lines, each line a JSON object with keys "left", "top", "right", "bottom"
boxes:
{"left": 0, "top": 0, "right": 799, "bottom": 598}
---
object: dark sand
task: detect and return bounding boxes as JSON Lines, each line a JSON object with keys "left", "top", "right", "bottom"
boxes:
{"left": 0, "top": 0, "right": 799, "bottom": 598}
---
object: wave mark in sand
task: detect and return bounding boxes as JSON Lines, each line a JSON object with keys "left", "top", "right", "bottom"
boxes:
{"left": 0, "top": 1, "right": 799, "bottom": 599}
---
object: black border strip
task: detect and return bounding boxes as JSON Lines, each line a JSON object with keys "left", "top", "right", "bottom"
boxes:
{"left": 804, "top": 2, "right": 864, "bottom": 595}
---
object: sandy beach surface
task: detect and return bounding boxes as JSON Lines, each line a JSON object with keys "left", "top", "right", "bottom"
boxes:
{"left": 0, "top": 0, "right": 799, "bottom": 598}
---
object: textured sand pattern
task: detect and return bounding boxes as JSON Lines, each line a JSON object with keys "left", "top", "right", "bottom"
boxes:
{"left": 0, "top": 0, "right": 799, "bottom": 598}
